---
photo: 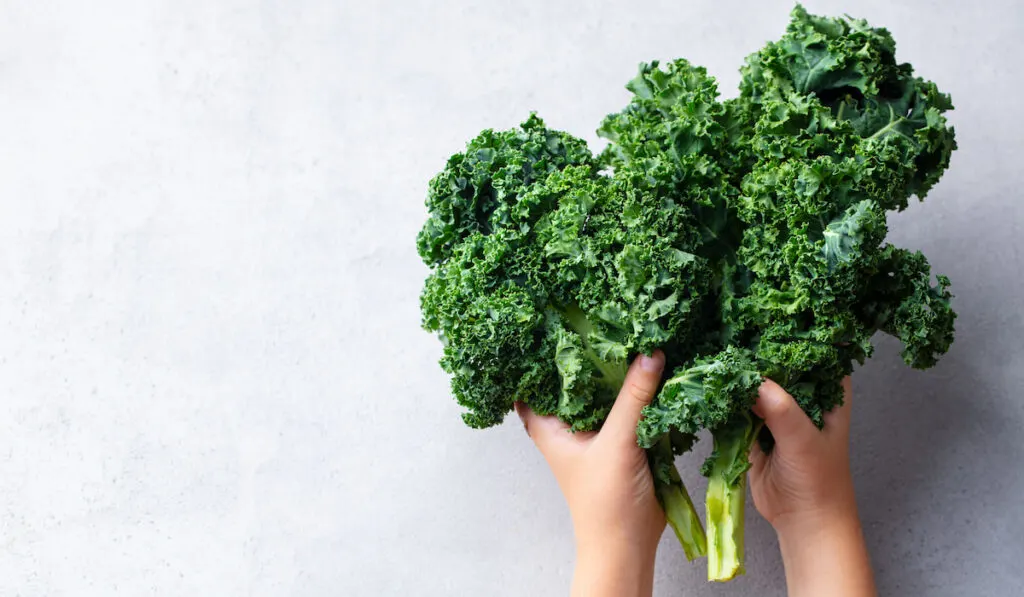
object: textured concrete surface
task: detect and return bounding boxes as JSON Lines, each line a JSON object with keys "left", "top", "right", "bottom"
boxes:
{"left": 1, "top": 0, "right": 1022, "bottom": 595}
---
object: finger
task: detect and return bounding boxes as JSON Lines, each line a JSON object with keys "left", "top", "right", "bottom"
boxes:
{"left": 602, "top": 350, "right": 665, "bottom": 446}
{"left": 751, "top": 379, "right": 818, "bottom": 451}
{"left": 823, "top": 376, "right": 853, "bottom": 432}
{"left": 514, "top": 401, "right": 581, "bottom": 459}
{"left": 748, "top": 437, "right": 768, "bottom": 479}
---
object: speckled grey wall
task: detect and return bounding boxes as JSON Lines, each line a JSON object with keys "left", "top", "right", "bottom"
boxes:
{"left": 1, "top": 0, "right": 1022, "bottom": 595}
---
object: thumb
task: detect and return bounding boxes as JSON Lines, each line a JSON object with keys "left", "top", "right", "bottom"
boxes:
{"left": 751, "top": 379, "right": 817, "bottom": 451}
{"left": 603, "top": 350, "right": 665, "bottom": 446}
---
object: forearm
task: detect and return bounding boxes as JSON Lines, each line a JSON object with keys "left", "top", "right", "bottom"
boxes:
{"left": 775, "top": 509, "right": 876, "bottom": 597}
{"left": 572, "top": 545, "right": 656, "bottom": 597}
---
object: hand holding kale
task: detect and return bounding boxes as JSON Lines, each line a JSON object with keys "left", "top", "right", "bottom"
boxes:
{"left": 418, "top": 5, "right": 956, "bottom": 583}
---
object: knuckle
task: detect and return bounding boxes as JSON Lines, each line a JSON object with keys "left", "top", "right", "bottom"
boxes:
{"left": 624, "top": 380, "right": 654, "bottom": 405}
{"left": 776, "top": 399, "right": 797, "bottom": 419}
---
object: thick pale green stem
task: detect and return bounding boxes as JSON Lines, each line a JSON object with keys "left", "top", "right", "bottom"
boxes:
{"left": 706, "top": 467, "right": 747, "bottom": 580}
{"left": 659, "top": 475, "right": 707, "bottom": 560}
{"left": 705, "top": 415, "right": 763, "bottom": 582}
{"left": 650, "top": 437, "right": 707, "bottom": 560}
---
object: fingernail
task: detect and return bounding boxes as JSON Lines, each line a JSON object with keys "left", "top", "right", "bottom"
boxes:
{"left": 639, "top": 353, "right": 659, "bottom": 372}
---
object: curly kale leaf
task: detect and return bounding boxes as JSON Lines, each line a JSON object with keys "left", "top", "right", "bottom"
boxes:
{"left": 419, "top": 5, "right": 959, "bottom": 580}
{"left": 417, "top": 114, "right": 594, "bottom": 266}
{"left": 740, "top": 4, "right": 956, "bottom": 202}
{"left": 419, "top": 116, "right": 713, "bottom": 430}
{"left": 638, "top": 347, "right": 761, "bottom": 448}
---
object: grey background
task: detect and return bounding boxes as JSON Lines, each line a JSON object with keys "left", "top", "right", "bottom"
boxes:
{"left": 1, "top": 0, "right": 1021, "bottom": 595}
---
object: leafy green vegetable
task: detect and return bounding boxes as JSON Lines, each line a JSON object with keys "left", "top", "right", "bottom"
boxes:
{"left": 418, "top": 114, "right": 712, "bottom": 557}
{"left": 418, "top": 4, "right": 956, "bottom": 581}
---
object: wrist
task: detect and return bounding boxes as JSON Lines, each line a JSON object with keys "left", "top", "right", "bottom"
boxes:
{"left": 774, "top": 507, "right": 876, "bottom": 597}
{"left": 772, "top": 500, "right": 860, "bottom": 544}
{"left": 775, "top": 506, "right": 863, "bottom": 557}
{"left": 573, "top": 518, "right": 661, "bottom": 572}
{"left": 575, "top": 540, "right": 657, "bottom": 570}
{"left": 572, "top": 544, "right": 656, "bottom": 597}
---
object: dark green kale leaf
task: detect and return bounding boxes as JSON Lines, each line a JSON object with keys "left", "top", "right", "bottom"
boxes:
{"left": 594, "top": 5, "right": 958, "bottom": 581}
{"left": 419, "top": 4, "right": 958, "bottom": 582}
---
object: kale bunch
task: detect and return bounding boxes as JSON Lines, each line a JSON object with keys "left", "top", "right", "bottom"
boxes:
{"left": 418, "top": 5, "right": 956, "bottom": 581}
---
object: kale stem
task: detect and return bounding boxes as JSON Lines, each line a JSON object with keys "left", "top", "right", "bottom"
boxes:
{"left": 706, "top": 415, "right": 763, "bottom": 581}
{"left": 650, "top": 436, "right": 707, "bottom": 560}
{"left": 706, "top": 467, "right": 746, "bottom": 580}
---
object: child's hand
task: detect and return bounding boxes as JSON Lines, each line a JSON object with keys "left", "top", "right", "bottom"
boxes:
{"left": 749, "top": 377, "right": 877, "bottom": 597}
{"left": 748, "top": 377, "right": 856, "bottom": 528}
{"left": 516, "top": 351, "right": 667, "bottom": 597}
